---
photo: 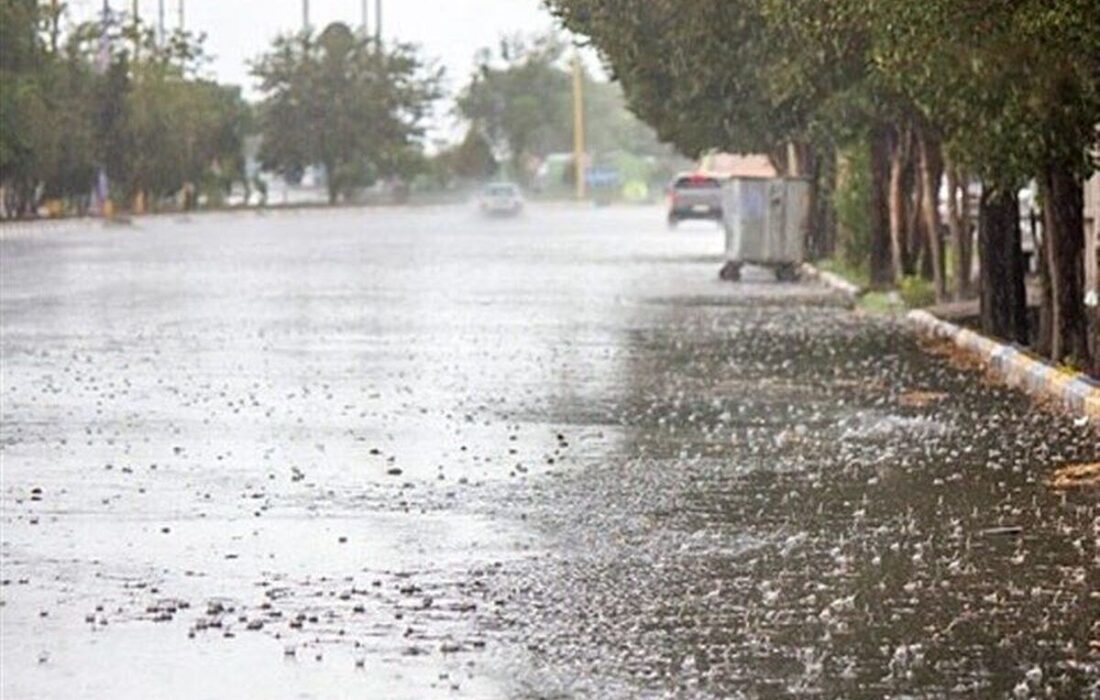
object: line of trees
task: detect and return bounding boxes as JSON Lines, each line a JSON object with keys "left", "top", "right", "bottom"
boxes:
{"left": 0, "top": 0, "right": 250, "bottom": 217}
{"left": 1, "top": 3, "right": 446, "bottom": 213}
{"left": 547, "top": 0, "right": 1100, "bottom": 374}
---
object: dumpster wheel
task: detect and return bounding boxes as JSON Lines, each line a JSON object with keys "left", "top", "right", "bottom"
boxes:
{"left": 719, "top": 261, "right": 742, "bottom": 282}
{"left": 774, "top": 264, "right": 800, "bottom": 283}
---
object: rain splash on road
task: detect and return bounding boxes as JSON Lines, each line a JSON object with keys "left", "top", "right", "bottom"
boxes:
{"left": 2, "top": 205, "right": 1097, "bottom": 698}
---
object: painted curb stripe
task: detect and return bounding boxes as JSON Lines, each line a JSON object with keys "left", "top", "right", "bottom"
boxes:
{"left": 1066, "top": 380, "right": 1094, "bottom": 402}
{"left": 1086, "top": 393, "right": 1100, "bottom": 419}
{"left": 800, "top": 264, "right": 861, "bottom": 299}
{"left": 905, "top": 310, "right": 1099, "bottom": 421}
{"left": 1062, "top": 380, "right": 1091, "bottom": 412}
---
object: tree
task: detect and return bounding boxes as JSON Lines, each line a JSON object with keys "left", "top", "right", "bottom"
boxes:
{"left": 452, "top": 31, "right": 676, "bottom": 187}
{"left": 456, "top": 34, "right": 572, "bottom": 182}
{"left": 549, "top": 0, "right": 871, "bottom": 263}
{"left": 252, "top": 23, "right": 442, "bottom": 204}
{"left": 432, "top": 128, "right": 498, "bottom": 186}
{"left": 1, "top": 0, "right": 49, "bottom": 215}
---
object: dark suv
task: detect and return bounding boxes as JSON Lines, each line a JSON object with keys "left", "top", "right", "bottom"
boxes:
{"left": 667, "top": 173, "right": 723, "bottom": 228}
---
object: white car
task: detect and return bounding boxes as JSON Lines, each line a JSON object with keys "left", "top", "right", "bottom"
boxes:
{"left": 478, "top": 182, "right": 524, "bottom": 217}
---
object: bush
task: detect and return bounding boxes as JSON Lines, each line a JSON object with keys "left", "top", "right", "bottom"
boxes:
{"left": 898, "top": 276, "right": 936, "bottom": 308}
{"left": 817, "top": 257, "right": 870, "bottom": 288}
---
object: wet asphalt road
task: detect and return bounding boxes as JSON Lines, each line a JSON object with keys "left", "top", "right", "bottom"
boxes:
{"left": 1, "top": 205, "right": 1098, "bottom": 699}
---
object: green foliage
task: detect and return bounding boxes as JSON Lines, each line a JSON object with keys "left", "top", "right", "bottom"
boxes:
{"left": 454, "top": 32, "right": 675, "bottom": 184}
{"left": 832, "top": 144, "right": 872, "bottom": 272}
{"left": 817, "top": 257, "right": 870, "bottom": 291}
{"left": 456, "top": 34, "right": 572, "bottom": 180}
{"left": 898, "top": 276, "right": 936, "bottom": 309}
{"left": 547, "top": 1, "right": 867, "bottom": 163}
{"left": 430, "top": 129, "right": 499, "bottom": 187}
{"left": 583, "top": 80, "right": 673, "bottom": 159}
{"left": 867, "top": 0, "right": 1100, "bottom": 187}
{"left": 547, "top": 0, "right": 1100, "bottom": 185}
{"left": 0, "top": 4, "right": 251, "bottom": 216}
{"left": 1, "top": 0, "right": 50, "bottom": 209}
{"left": 858, "top": 291, "right": 904, "bottom": 315}
{"left": 252, "top": 23, "right": 442, "bottom": 204}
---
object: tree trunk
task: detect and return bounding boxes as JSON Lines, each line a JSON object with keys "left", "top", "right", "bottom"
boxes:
{"left": 818, "top": 148, "right": 838, "bottom": 259}
{"left": 325, "top": 159, "right": 339, "bottom": 205}
{"left": 887, "top": 126, "right": 909, "bottom": 280}
{"left": 768, "top": 145, "right": 790, "bottom": 177}
{"left": 945, "top": 161, "right": 972, "bottom": 299}
{"left": 787, "top": 141, "right": 803, "bottom": 177}
{"left": 805, "top": 165, "right": 822, "bottom": 260}
{"left": 911, "top": 172, "right": 930, "bottom": 279}
{"left": 979, "top": 187, "right": 1028, "bottom": 345}
{"left": 1040, "top": 163, "right": 1090, "bottom": 368}
{"left": 959, "top": 171, "right": 975, "bottom": 296}
{"left": 791, "top": 142, "right": 825, "bottom": 261}
{"left": 869, "top": 127, "right": 894, "bottom": 288}
{"left": 1035, "top": 207, "right": 1053, "bottom": 356}
{"left": 917, "top": 129, "right": 947, "bottom": 303}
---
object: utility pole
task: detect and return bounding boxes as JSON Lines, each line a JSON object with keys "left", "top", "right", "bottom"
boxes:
{"left": 132, "top": 0, "right": 140, "bottom": 60}
{"left": 361, "top": 0, "right": 368, "bottom": 37}
{"left": 374, "top": 0, "right": 382, "bottom": 45}
{"left": 97, "top": 0, "right": 111, "bottom": 73}
{"left": 572, "top": 52, "right": 587, "bottom": 201}
{"left": 177, "top": 0, "right": 184, "bottom": 31}
{"left": 158, "top": 0, "right": 165, "bottom": 47}
{"left": 302, "top": 0, "right": 309, "bottom": 32}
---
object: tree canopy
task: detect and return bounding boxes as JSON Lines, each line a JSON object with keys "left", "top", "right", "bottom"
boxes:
{"left": 251, "top": 23, "right": 443, "bottom": 204}
{"left": 453, "top": 32, "right": 677, "bottom": 184}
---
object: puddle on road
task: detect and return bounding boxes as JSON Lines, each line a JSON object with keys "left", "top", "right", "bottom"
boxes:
{"left": 2, "top": 510, "right": 536, "bottom": 700}
{"left": 4, "top": 619, "right": 506, "bottom": 700}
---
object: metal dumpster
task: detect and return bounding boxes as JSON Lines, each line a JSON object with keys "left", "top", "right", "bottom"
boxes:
{"left": 719, "top": 177, "right": 810, "bottom": 281}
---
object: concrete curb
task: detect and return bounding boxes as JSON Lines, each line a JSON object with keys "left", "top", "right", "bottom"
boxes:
{"left": 0, "top": 218, "right": 103, "bottom": 239}
{"left": 906, "top": 309, "right": 1100, "bottom": 420}
{"left": 800, "top": 263, "right": 864, "bottom": 299}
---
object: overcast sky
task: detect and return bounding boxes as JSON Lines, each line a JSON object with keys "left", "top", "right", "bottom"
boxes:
{"left": 66, "top": 0, "right": 562, "bottom": 95}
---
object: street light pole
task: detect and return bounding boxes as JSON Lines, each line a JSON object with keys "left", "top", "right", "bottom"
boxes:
{"left": 361, "top": 0, "right": 368, "bottom": 37}
{"left": 158, "top": 0, "right": 165, "bottom": 46}
{"left": 302, "top": 0, "right": 309, "bottom": 31}
{"left": 177, "top": 0, "right": 183, "bottom": 31}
